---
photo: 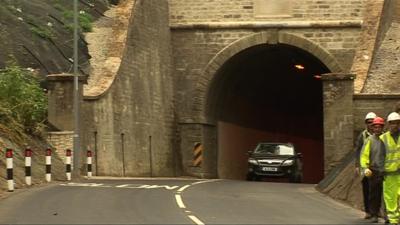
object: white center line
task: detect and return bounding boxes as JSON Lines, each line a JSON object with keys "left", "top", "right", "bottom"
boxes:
{"left": 175, "top": 194, "right": 186, "bottom": 208}
{"left": 188, "top": 215, "right": 205, "bottom": 225}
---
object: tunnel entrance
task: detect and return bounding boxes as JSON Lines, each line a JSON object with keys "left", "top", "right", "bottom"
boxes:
{"left": 210, "top": 44, "right": 330, "bottom": 183}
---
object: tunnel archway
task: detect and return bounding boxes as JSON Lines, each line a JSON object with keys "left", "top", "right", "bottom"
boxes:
{"left": 206, "top": 42, "right": 331, "bottom": 183}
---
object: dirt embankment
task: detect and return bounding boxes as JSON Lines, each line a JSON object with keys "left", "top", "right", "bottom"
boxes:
{"left": 84, "top": 0, "right": 134, "bottom": 97}
{"left": 0, "top": 126, "right": 65, "bottom": 196}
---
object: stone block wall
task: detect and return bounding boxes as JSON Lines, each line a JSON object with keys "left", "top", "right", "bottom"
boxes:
{"left": 179, "top": 123, "right": 217, "bottom": 178}
{"left": 47, "top": 131, "right": 74, "bottom": 163}
{"left": 169, "top": 1, "right": 369, "bottom": 177}
{"left": 81, "top": 0, "right": 176, "bottom": 177}
{"left": 172, "top": 28, "right": 362, "bottom": 121}
{"left": 284, "top": 28, "right": 362, "bottom": 71}
{"left": 47, "top": 74, "right": 84, "bottom": 131}
{"left": 169, "top": 0, "right": 366, "bottom": 23}
{"left": 322, "top": 73, "right": 355, "bottom": 174}
{"left": 170, "top": 0, "right": 366, "bottom": 125}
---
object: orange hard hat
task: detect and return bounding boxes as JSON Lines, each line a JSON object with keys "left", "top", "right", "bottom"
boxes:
{"left": 372, "top": 117, "right": 385, "bottom": 125}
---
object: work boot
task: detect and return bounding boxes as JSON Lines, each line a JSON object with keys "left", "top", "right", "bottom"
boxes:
{"left": 364, "top": 213, "right": 372, "bottom": 219}
{"left": 369, "top": 216, "right": 378, "bottom": 223}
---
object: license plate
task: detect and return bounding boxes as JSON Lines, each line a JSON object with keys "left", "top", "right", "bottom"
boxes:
{"left": 262, "top": 167, "right": 277, "bottom": 172}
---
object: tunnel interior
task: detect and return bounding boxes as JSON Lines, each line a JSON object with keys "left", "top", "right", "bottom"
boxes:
{"left": 209, "top": 44, "right": 330, "bottom": 183}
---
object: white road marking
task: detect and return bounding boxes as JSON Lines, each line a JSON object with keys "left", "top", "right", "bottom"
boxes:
{"left": 188, "top": 215, "right": 205, "bottom": 225}
{"left": 125, "top": 185, "right": 151, "bottom": 189}
{"left": 177, "top": 184, "right": 191, "bottom": 192}
{"left": 60, "top": 179, "right": 216, "bottom": 225}
{"left": 145, "top": 185, "right": 179, "bottom": 190}
{"left": 175, "top": 194, "right": 186, "bottom": 208}
{"left": 60, "top": 183, "right": 179, "bottom": 190}
{"left": 88, "top": 176, "right": 204, "bottom": 181}
{"left": 192, "top": 179, "right": 220, "bottom": 185}
{"left": 176, "top": 180, "right": 221, "bottom": 224}
{"left": 60, "top": 183, "right": 111, "bottom": 187}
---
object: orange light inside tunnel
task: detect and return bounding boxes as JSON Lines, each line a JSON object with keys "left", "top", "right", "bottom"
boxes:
{"left": 314, "top": 75, "right": 322, "bottom": 79}
{"left": 294, "top": 64, "right": 305, "bottom": 70}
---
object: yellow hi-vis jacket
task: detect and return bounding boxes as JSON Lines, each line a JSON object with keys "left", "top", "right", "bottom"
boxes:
{"left": 380, "top": 131, "right": 400, "bottom": 173}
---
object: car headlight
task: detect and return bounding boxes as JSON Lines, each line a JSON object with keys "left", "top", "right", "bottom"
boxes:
{"left": 282, "top": 160, "right": 294, "bottom": 166}
{"left": 248, "top": 158, "right": 258, "bottom": 165}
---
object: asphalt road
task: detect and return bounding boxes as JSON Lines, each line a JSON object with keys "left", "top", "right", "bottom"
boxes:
{"left": 0, "top": 178, "right": 372, "bottom": 224}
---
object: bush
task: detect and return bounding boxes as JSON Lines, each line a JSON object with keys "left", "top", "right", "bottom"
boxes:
{"left": 62, "top": 10, "right": 93, "bottom": 32}
{"left": 29, "top": 26, "right": 54, "bottom": 39}
{"left": 0, "top": 65, "right": 47, "bottom": 134}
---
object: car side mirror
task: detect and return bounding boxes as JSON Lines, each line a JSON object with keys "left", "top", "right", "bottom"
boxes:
{"left": 297, "top": 153, "right": 302, "bottom": 158}
{"left": 247, "top": 150, "right": 253, "bottom": 155}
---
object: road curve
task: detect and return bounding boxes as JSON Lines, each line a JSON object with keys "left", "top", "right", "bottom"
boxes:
{"left": 0, "top": 178, "right": 369, "bottom": 224}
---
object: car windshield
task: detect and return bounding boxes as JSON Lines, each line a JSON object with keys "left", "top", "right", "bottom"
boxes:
{"left": 254, "top": 144, "right": 294, "bottom": 156}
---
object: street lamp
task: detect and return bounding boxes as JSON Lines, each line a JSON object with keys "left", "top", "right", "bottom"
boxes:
{"left": 73, "top": 0, "right": 81, "bottom": 178}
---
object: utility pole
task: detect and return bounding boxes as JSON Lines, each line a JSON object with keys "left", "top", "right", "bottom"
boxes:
{"left": 73, "top": 0, "right": 81, "bottom": 178}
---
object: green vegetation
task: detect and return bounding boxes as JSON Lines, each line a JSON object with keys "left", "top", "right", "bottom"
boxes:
{"left": 62, "top": 9, "right": 94, "bottom": 32}
{"left": 0, "top": 65, "right": 47, "bottom": 135}
{"left": 29, "top": 26, "right": 54, "bottom": 39}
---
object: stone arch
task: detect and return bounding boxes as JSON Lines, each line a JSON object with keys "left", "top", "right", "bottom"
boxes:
{"left": 192, "top": 31, "right": 343, "bottom": 124}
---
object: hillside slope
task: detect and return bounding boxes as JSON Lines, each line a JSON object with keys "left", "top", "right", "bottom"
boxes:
{"left": 0, "top": 0, "right": 113, "bottom": 195}
{"left": 0, "top": 0, "right": 110, "bottom": 78}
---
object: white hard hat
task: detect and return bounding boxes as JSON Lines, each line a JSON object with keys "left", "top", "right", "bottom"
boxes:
{"left": 365, "top": 112, "right": 377, "bottom": 120}
{"left": 387, "top": 112, "right": 400, "bottom": 122}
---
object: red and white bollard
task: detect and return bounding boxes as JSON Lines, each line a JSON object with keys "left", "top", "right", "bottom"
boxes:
{"left": 66, "top": 149, "right": 72, "bottom": 181}
{"left": 87, "top": 150, "right": 92, "bottom": 178}
{"left": 45, "top": 148, "right": 52, "bottom": 182}
{"left": 25, "top": 148, "right": 32, "bottom": 186}
{"left": 6, "top": 149, "right": 14, "bottom": 192}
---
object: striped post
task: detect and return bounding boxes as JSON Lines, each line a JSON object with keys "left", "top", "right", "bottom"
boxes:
{"left": 87, "top": 150, "right": 92, "bottom": 178}
{"left": 25, "top": 148, "right": 33, "bottom": 185}
{"left": 6, "top": 149, "right": 14, "bottom": 192}
{"left": 45, "top": 148, "right": 52, "bottom": 182}
{"left": 66, "top": 149, "right": 72, "bottom": 181}
{"left": 193, "top": 143, "right": 203, "bottom": 167}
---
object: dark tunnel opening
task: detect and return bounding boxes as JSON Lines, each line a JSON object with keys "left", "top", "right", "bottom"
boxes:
{"left": 209, "top": 44, "right": 330, "bottom": 183}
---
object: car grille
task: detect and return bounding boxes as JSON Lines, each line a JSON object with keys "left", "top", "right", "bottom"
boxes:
{"left": 257, "top": 159, "right": 282, "bottom": 166}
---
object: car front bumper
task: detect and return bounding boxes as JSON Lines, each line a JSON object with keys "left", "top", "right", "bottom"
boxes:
{"left": 248, "top": 164, "right": 295, "bottom": 177}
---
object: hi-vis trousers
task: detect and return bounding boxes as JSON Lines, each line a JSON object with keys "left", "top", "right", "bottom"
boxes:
{"left": 383, "top": 174, "right": 400, "bottom": 223}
